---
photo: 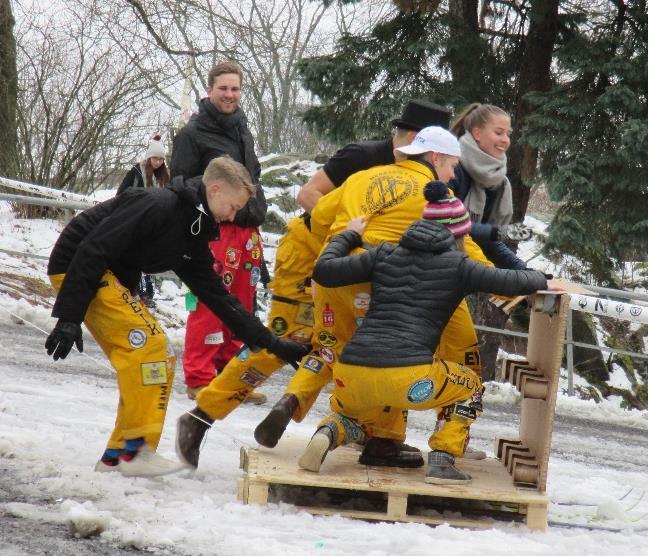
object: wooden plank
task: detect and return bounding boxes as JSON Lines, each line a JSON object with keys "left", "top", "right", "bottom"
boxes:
{"left": 526, "top": 502, "right": 548, "bottom": 531}
{"left": 247, "top": 479, "right": 269, "bottom": 505}
{"left": 387, "top": 492, "right": 408, "bottom": 520}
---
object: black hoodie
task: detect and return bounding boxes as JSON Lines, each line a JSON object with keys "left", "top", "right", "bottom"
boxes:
{"left": 171, "top": 98, "right": 266, "bottom": 227}
{"left": 48, "top": 175, "right": 274, "bottom": 347}
{"left": 312, "top": 220, "right": 547, "bottom": 367}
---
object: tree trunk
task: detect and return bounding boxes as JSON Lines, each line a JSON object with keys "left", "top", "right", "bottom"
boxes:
{"left": 0, "top": 0, "right": 18, "bottom": 178}
{"left": 508, "top": 0, "right": 559, "bottom": 221}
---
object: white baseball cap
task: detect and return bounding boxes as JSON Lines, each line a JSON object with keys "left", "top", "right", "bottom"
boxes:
{"left": 395, "top": 126, "right": 461, "bottom": 157}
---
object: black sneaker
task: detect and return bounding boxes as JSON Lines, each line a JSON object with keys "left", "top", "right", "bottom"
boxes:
{"left": 175, "top": 408, "right": 213, "bottom": 468}
{"left": 359, "top": 437, "right": 424, "bottom": 468}
{"left": 254, "top": 393, "right": 298, "bottom": 448}
{"left": 425, "top": 450, "right": 472, "bottom": 484}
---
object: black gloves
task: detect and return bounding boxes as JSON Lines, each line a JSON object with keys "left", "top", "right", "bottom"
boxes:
{"left": 266, "top": 336, "right": 311, "bottom": 368}
{"left": 45, "top": 320, "right": 83, "bottom": 361}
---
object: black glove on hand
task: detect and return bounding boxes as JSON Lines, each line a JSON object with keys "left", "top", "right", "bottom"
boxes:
{"left": 267, "top": 337, "right": 311, "bottom": 368}
{"left": 45, "top": 320, "right": 83, "bottom": 361}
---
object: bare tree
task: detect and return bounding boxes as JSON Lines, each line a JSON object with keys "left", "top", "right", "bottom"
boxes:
{"left": 13, "top": 1, "right": 175, "bottom": 197}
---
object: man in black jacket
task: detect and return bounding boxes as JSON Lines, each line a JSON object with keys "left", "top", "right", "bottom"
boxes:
{"left": 45, "top": 157, "right": 309, "bottom": 477}
{"left": 172, "top": 61, "right": 269, "bottom": 404}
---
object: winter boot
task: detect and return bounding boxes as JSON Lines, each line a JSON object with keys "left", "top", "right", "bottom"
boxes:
{"left": 254, "top": 393, "right": 298, "bottom": 448}
{"left": 425, "top": 450, "right": 472, "bottom": 485}
{"left": 298, "top": 428, "right": 334, "bottom": 472}
{"left": 175, "top": 407, "right": 214, "bottom": 468}
{"left": 359, "top": 437, "right": 424, "bottom": 468}
{"left": 243, "top": 391, "right": 268, "bottom": 405}
{"left": 118, "top": 446, "right": 186, "bottom": 477}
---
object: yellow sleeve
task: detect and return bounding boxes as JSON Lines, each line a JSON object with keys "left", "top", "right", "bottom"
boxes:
{"left": 310, "top": 185, "right": 345, "bottom": 242}
{"left": 464, "top": 234, "right": 494, "bottom": 268}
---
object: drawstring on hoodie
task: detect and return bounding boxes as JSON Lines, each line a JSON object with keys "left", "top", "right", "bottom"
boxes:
{"left": 191, "top": 203, "right": 209, "bottom": 236}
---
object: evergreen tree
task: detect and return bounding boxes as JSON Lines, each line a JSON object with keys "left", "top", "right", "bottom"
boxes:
{"left": 525, "top": 1, "right": 648, "bottom": 285}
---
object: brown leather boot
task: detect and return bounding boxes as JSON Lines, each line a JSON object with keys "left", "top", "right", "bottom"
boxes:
{"left": 254, "top": 393, "right": 298, "bottom": 448}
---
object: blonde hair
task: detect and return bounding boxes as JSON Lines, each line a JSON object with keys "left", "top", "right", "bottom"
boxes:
{"left": 202, "top": 157, "right": 256, "bottom": 197}
{"left": 451, "top": 103, "right": 509, "bottom": 137}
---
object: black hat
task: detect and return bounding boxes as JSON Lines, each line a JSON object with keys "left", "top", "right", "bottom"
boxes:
{"left": 391, "top": 99, "right": 451, "bottom": 131}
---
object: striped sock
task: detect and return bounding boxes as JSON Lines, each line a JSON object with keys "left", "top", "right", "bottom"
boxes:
{"left": 120, "top": 438, "right": 146, "bottom": 462}
{"left": 100, "top": 448, "right": 122, "bottom": 467}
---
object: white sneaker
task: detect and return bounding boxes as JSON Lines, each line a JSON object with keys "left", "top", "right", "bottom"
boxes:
{"left": 298, "top": 431, "right": 331, "bottom": 473}
{"left": 118, "top": 447, "right": 186, "bottom": 477}
{"left": 461, "top": 446, "right": 487, "bottom": 460}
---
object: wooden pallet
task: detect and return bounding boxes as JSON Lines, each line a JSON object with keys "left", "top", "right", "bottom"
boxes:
{"left": 238, "top": 436, "right": 548, "bottom": 531}
{"left": 496, "top": 290, "right": 569, "bottom": 492}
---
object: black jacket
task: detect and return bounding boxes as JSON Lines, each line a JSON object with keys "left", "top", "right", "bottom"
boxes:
{"left": 171, "top": 99, "right": 266, "bottom": 227}
{"left": 449, "top": 164, "right": 526, "bottom": 270}
{"left": 47, "top": 176, "right": 274, "bottom": 348}
{"left": 312, "top": 220, "right": 547, "bottom": 368}
{"left": 116, "top": 164, "right": 144, "bottom": 194}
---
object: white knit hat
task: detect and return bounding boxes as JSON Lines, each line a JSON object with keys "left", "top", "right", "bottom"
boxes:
{"left": 395, "top": 126, "right": 461, "bottom": 157}
{"left": 145, "top": 134, "right": 166, "bottom": 159}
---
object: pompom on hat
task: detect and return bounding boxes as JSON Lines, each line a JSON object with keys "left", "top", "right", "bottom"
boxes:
{"left": 145, "top": 133, "right": 166, "bottom": 160}
{"left": 422, "top": 180, "right": 472, "bottom": 237}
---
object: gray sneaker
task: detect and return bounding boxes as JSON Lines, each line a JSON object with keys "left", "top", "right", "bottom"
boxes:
{"left": 425, "top": 450, "right": 472, "bottom": 485}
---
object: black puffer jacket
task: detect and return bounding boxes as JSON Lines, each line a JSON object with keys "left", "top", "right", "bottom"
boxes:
{"left": 48, "top": 176, "right": 274, "bottom": 348}
{"left": 171, "top": 98, "right": 266, "bottom": 227}
{"left": 312, "top": 219, "right": 547, "bottom": 368}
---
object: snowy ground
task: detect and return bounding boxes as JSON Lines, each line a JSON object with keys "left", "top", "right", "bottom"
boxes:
{"left": 1, "top": 193, "right": 648, "bottom": 554}
{"left": 1, "top": 320, "right": 648, "bottom": 555}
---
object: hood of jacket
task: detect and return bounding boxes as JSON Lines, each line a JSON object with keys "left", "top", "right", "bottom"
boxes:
{"left": 399, "top": 218, "right": 456, "bottom": 253}
{"left": 167, "top": 175, "right": 219, "bottom": 239}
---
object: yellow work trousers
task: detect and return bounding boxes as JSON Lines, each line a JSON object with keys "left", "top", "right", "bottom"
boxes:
{"left": 319, "top": 360, "right": 482, "bottom": 456}
{"left": 284, "top": 279, "right": 480, "bottom": 437}
{"left": 197, "top": 297, "right": 313, "bottom": 420}
{"left": 49, "top": 272, "right": 176, "bottom": 451}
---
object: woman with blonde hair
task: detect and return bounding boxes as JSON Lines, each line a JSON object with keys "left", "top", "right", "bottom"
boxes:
{"left": 450, "top": 103, "right": 531, "bottom": 269}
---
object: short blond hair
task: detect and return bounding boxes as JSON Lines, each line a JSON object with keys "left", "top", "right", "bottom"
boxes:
{"left": 202, "top": 157, "right": 256, "bottom": 197}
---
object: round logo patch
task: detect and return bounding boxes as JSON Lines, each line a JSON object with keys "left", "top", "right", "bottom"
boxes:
{"left": 243, "top": 261, "right": 253, "bottom": 271}
{"left": 320, "top": 347, "right": 335, "bottom": 364}
{"left": 250, "top": 267, "right": 261, "bottom": 286}
{"left": 237, "top": 347, "right": 250, "bottom": 361}
{"left": 318, "top": 330, "right": 337, "bottom": 347}
{"left": 353, "top": 292, "right": 371, "bottom": 311}
{"left": 223, "top": 271, "right": 234, "bottom": 286}
{"left": 407, "top": 379, "right": 434, "bottom": 403}
{"left": 251, "top": 246, "right": 261, "bottom": 260}
{"left": 245, "top": 238, "right": 254, "bottom": 251}
{"left": 128, "top": 329, "right": 147, "bottom": 349}
{"left": 271, "top": 317, "right": 288, "bottom": 336}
